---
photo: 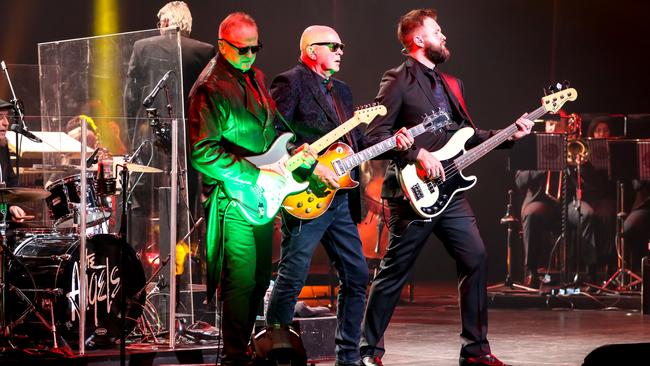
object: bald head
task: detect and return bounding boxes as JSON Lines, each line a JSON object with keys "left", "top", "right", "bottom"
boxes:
{"left": 300, "top": 25, "right": 340, "bottom": 56}
{"left": 299, "top": 25, "right": 344, "bottom": 78}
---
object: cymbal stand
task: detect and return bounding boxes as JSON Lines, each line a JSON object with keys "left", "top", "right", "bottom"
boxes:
{"left": 488, "top": 189, "right": 538, "bottom": 292}
{"left": 601, "top": 182, "right": 642, "bottom": 292}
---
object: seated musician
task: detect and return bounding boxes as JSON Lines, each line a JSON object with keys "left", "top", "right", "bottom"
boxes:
{"left": 584, "top": 118, "right": 617, "bottom": 276}
{"left": 516, "top": 115, "right": 597, "bottom": 286}
{"left": 0, "top": 99, "right": 31, "bottom": 222}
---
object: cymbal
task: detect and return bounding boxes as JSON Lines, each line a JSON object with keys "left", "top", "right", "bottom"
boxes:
{"left": 18, "top": 167, "right": 69, "bottom": 174}
{"left": 0, "top": 187, "right": 50, "bottom": 203}
{"left": 123, "top": 163, "right": 163, "bottom": 173}
{"left": 88, "top": 162, "right": 163, "bottom": 174}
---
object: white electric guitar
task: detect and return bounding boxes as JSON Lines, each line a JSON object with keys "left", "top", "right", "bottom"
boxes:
{"left": 399, "top": 87, "right": 577, "bottom": 218}
{"left": 224, "top": 104, "right": 387, "bottom": 225}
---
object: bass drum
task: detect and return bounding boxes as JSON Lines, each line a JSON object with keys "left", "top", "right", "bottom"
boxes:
{"left": 8, "top": 234, "right": 146, "bottom": 347}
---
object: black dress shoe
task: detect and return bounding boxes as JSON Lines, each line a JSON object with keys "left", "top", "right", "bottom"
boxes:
{"left": 334, "top": 361, "right": 361, "bottom": 366}
{"left": 459, "top": 353, "right": 509, "bottom": 366}
{"left": 361, "top": 356, "right": 384, "bottom": 366}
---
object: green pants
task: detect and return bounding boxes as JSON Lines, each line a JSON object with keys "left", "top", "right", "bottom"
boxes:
{"left": 206, "top": 195, "right": 273, "bottom": 360}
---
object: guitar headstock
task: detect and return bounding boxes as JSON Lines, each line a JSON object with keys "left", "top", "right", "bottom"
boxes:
{"left": 422, "top": 110, "right": 452, "bottom": 132}
{"left": 541, "top": 87, "right": 578, "bottom": 114}
{"left": 354, "top": 103, "right": 387, "bottom": 125}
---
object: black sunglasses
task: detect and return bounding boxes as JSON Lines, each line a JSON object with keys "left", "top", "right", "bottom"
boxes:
{"left": 219, "top": 38, "right": 263, "bottom": 55}
{"left": 310, "top": 42, "right": 345, "bottom": 52}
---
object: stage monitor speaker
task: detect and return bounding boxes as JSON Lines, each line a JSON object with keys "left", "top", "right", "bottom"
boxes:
{"left": 608, "top": 139, "right": 650, "bottom": 181}
{"left": 508, "top": 133, "right": 566, "bottom": 172}
{"left": 583, "top": 342, "right": 650, "bottom": 365}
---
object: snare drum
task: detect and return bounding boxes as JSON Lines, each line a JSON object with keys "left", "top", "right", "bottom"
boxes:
{"left": 45, "top": 173, "right": 111, "bottom": 228}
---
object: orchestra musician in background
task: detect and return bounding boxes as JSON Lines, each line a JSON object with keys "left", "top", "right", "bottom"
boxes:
{"left": 516, "top": 116, "right": 599, "bottom": 287}
{"left": 0, "top": 99, "right": 31, "bottom": 222}
{"left": 583, "top": 118, "right": 617, "bottom": 276}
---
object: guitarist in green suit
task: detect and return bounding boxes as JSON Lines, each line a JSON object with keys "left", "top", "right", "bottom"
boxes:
{"left": 188, "top": 13, "right": 315, "bottom": 366}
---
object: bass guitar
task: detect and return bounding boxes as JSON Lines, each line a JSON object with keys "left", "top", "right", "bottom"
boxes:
{"left": 399, "top": 87, "right": 577, "bottom": 218}
{"left": 283, "top": 110, "right": 451, "bottom": 220}
{"left": 224, "top": 104, "right": 387, "bottom": 225}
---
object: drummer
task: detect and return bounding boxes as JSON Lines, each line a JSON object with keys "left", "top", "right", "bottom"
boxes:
{"left": 0, "top": 98, "right": 32, "bottom": 222}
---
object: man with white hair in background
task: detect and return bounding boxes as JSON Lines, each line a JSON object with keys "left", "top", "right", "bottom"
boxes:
{"left": 124, "top": 1, "right": 214, "bottom": 246}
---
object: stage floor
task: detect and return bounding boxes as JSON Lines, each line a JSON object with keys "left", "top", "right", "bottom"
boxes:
{"left": 1, "top": 282, "right": 648, "bottom": 365}
{"left": 308, "top": 282, "right": 650, "bottom": 366}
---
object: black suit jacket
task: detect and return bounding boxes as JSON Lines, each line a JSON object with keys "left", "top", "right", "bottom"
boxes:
{"left": 124, "top": 34, "right": 215, "bottom": 146}
{"left": 124, "top": 33, "right": 214, "bottom": 216}
{"left": 366, "top": 57, "right": 506, "bottom": 199}
{"left": 0, "top": 144, "right": 17, "bottom": 187}
{"left": 270, "top": 62, "right": 365, "bottom": 222}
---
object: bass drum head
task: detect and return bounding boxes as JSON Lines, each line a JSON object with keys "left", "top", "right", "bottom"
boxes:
{"left": 8, "top": 234, "right": 146, "bottom": 348}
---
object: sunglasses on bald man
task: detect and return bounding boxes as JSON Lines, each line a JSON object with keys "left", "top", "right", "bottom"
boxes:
{"left": 219, "top": 38, "right": 263, "bottom": 55}
{"left": 310, "top": 42, "right": 345, "bottom": 52}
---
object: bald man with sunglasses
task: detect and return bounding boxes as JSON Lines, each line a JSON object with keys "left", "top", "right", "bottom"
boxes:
{"left": 266, "top": 25, "right": 412, "bottom": 366}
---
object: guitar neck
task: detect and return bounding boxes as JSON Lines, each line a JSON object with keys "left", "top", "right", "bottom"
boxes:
{"left": 455, "top": 105, "right": 548, "bottom": 170}
{"left": 339, "top": 121, "right": 431, "bottom": 173}
{"left": 286, "top": 114, "right": 363, "bottom": 172}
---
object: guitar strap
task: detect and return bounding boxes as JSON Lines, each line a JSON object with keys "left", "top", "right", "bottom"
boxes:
{"left": 439, "top": 72, "right": 475, "bottom": 128}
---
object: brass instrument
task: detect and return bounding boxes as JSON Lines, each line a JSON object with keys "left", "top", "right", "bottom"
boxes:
{"left": 545, "top": 112, "right": 588, "bottom": 200}
{"left": 566, "top": 138, "right": 589, "bottom": 166}
{"left": 566, "top": 112, "right": 589, "bottom": 166}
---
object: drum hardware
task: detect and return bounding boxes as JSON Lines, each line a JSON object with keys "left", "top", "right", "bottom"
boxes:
{"left": 45, "top": 173, "right": 111, "bottom": 229}
{"left": 1, "top": 187, "right": 47, "bottom": 347}
{"left": 6, "top": 233, "right": 146, "bottom": 349}
{"left": 15, "top": 254, "right": 71, "bottom": 262}
{"left": 128, "top": 217, "right": 206, "bottom": 345}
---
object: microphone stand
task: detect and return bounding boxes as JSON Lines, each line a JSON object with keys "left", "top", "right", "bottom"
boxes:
{"left": 488, "top": 190, "right": 539, "bottom": 293}
{"left": 117, "top": 162, "right": 130, "bottom": 366}
{"left": 1, "top": 61, "right": 24, "bottom": 181}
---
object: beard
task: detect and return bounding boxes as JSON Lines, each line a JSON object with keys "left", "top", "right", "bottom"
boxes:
{"left": 424, "top": 42, "right": 450, "bottom": 65}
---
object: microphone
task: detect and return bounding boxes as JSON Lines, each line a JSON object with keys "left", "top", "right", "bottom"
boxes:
{"left": 142, "top": 70, "right": 173, "bottom": 107}
{"left": 86, "top": 147, "right": 101, "bottom": 168}
{"left": 11, "top": 123, "right": 42, "bottom": 143}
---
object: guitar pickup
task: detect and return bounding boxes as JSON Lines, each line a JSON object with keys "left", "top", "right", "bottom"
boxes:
{"left": 425, "top": 180, "right": 438, "bottom": 193}
{"left": 332, "top": 159, "right": 345, "bottom": 176}
{"left": 411, "top": 184, "right": 424, "bottom": 200}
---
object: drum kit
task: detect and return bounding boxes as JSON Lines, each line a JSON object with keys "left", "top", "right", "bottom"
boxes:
{"left": 0, "top": 160, "right": 163, "bottom": 353}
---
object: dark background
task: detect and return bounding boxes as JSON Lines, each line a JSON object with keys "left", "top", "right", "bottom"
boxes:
{"left": 0, "top": 0, "right": 648, "bottom": 283}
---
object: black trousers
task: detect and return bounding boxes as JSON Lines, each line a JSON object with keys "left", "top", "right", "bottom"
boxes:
{"left": 360, "top": 196, "right": 491, "bottom": 358}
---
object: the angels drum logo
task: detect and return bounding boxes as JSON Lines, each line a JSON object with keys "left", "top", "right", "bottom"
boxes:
{"left": 66, "top": 249, "right": 121, "bottom": 326}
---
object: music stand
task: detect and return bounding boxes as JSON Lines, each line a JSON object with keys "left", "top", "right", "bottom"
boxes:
{"left": 508, "top": 133, "right": 574, "bottom": 286}
{"left": 599, "top": 140, "right": 648, "bottom": 292}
